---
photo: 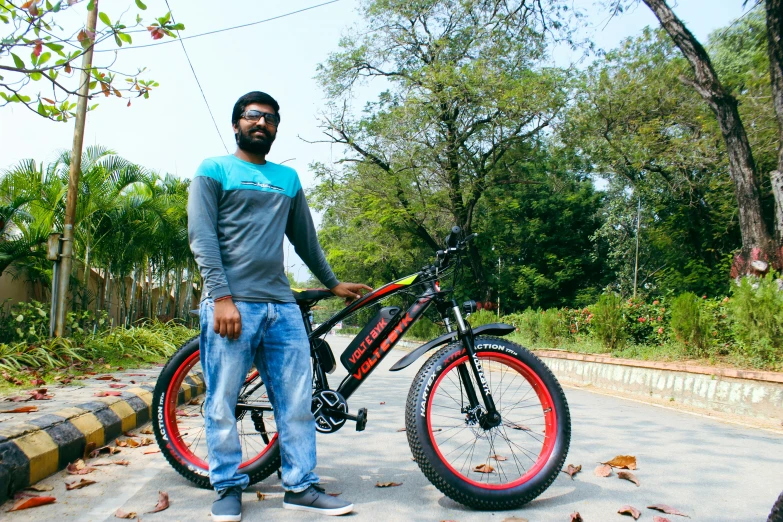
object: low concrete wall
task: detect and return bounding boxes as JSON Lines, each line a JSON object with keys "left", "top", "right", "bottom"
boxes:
{"left": 535, "top": 350, "right": 783, "bottom": 424}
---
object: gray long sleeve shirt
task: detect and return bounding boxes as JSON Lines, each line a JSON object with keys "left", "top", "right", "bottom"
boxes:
{"left": 187, "top": 155, "right": 339, "bottom": 303}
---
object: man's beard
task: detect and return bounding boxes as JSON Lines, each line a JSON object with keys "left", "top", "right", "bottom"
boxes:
{"left": 236, "top": 126, "right": 275, "bottom": 155}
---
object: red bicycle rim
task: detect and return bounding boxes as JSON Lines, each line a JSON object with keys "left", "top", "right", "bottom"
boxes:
{"left": 426, "top": 352, "right": 558, "bottom": 490}
{"left": 163, "top": 350, "right": 278, "bottom": 470}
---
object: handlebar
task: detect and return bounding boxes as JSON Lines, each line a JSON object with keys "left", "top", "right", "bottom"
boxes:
{"left": 430, "top": 226, "right": 477, "bottom": 273}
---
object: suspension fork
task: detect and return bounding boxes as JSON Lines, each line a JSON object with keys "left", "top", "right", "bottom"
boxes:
{"left": 449, "top": 301, "right": 501, "bottom": 426}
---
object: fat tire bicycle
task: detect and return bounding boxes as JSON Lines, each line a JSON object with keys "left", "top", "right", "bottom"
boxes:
{"left": 152, "top": 227, "right": 571, "bottom": 509}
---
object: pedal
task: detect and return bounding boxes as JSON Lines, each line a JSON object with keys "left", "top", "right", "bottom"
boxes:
{"left": 356, "top": 408, "right": 368, "bottom": 432}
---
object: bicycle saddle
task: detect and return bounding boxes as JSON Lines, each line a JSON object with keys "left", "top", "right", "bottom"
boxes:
{"left": 292, "top": 288, "right": 334, "bottom": 307}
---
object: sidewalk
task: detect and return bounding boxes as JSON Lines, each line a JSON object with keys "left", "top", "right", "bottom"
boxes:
{"left": 0, "top": 366, "right": 164, "bottom": 503}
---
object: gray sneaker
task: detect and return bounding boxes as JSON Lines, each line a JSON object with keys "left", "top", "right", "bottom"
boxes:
{"left": 211, "top": 486, "right": 242, "bottom": 522}
{"left": 283, "top": 484, "right": 354, "bottom": 516}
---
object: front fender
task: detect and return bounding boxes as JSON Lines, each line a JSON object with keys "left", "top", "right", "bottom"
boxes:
{"left": 389, "top": 322, "right": 515, "bottom": 372}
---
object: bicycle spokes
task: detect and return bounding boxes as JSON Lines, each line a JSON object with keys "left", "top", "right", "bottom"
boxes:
{"left": 427, "top": 354, "right": 556, "bottom": 487}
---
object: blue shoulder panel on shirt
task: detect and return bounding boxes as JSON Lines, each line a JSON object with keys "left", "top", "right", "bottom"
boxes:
{"left": 195, "top": 155, "right": 300, "bottom": 198}
{"left": 193, "top": 158, "right": 225, "bottom": 185}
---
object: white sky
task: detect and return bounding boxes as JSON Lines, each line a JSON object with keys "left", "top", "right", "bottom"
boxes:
{"left": 0, "top": 0, "right": 753, "bottom": 281}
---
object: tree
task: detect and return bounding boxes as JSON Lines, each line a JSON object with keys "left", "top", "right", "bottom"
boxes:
{"left": 561, "top": 27, "right": 746, "bottom": 296}
{"left": 609, "top": 0, "right": 783, "bottom": 274}
{"left": 312, "top": 0, "right": 575, "bottom": 298}
{"left": 0, "top": 0, "right": 183, "bottom": 121}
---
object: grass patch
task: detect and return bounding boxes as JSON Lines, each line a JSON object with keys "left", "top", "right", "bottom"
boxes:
{"left": 0, "top": 322, "right": 197, "bottom": 394}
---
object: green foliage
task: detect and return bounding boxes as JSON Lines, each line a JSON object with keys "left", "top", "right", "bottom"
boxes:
{"left": 467, "top": 309, "right": 498, "bottom": 328}
{"left": 589, "top": 293, "right": 627, "bottom": 352}
{"left": 670, "top": 292, "right": 715, "bottom": 357}
{"left": 0, "top": 1, "right": 184, "bottom": 120}
{"left": 539, "top": 309, "right": 569, "bottom": 348}
{"left": 407, "top": 317, "right": 442, "bottom": 341}
{"left": 1, "top": 148, "right": 196, "bottom": 325}
{"left": 505, "top": 309, "right": 540, "bottom": 345}
{"left": 729, "top": 275, "right": 783, "bottom": 367}
{"left": 0, "top": 322, "right": 196, "bottom": 376}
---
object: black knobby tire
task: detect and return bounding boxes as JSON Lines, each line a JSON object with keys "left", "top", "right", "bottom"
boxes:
{"left": 405, "top": 336, "right": 571, "bottom": 510}
{"left": 769, "top": 491, "right": 783, "bottom": 522}
{"left": 152, "top": 336, "right": 281, "bottom": 488}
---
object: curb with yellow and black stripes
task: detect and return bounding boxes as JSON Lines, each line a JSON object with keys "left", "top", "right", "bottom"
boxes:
{"left": 0, "top": 385, "right": 154, "bottom": 503}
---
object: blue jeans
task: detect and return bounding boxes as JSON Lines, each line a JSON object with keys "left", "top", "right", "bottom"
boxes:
{"left": 200, "top": 300, "right": 318, "bottom": 492}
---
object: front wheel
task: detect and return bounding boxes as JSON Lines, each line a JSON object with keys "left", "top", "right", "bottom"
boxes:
{"left": 405, "top": 336, "right": 571, "bottom": 510}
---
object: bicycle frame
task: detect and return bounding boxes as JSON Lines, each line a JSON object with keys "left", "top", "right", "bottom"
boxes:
{"left": 300, "top": 265, "right": 503, "bottom": 427}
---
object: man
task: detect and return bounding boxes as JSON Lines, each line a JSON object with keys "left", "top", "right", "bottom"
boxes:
{"left": 188, "top": 91, "right": 371, "bottom": 521}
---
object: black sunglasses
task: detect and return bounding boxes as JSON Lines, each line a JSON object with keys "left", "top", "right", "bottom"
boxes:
{"left": 240, "top": 109, "right": 280, "bottom": 127}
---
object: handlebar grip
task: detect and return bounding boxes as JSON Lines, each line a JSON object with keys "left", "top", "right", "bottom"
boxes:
{"left": 446, "top": 226, "right": 461, "bottom": 248}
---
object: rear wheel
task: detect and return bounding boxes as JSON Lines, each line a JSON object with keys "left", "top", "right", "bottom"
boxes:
{"left": 769, "top": 491, "right": 783, "bottom": 522}
{"left": 152, "top": 336, "right": 281, "bottom": 488}
{"left": 405, "top": 336, "right": 570, "bottom": 509}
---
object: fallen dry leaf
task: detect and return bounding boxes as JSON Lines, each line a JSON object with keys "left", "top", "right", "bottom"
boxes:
{"left": 140, "top": 437, "right": 154, "bottom": 447}
{"left": 113, "top": 460, "right": 131, "bottom": 466}
{"left": 490, "top": 454, "right": 508, "bottom": 461}
{"left": 95, "top": 375, "right": 114, "bottom": 380}
{"left": 94, "top": 391, "right": 122, "bottom": 397}
{"left": 175, "top": 409, "right": 198, "bottom": 417}
{"left": 563, "top": 464, "right": 581, "bottom": 479}
{"left": 90, "top": 444, "right": 121, "bottom": 458}
{"left": 618, "top": 505, "right": 642, "bottom": 519}
{"left": 66, "top": 459, "right": 96, "bottom": 475}
{"left": 510, "top": 423, "right": 531, "bottom": 431}
{"left": 618, "top": 470, "right": 640, "bottom": 487}
{"left": 603, "top": 455, "right": 637, "bottom": 470}
{"left": 9, "top": 495, "right": 57, "bottom": 511}
{"left": 140, "top": 427, "right": 153, "bottom": 435}
{"left": 143, "top": 448, "right": 161, "bottom": 454}
{"left": 187, "top": 398, "right": 202, "bottom": 406}
{"left": 327, "top": 491, "right": 342, "bottom": 497}
{"left": 115, "top": 508, "right": 137, "bottom": 518}
{"left": 375, "top": 481, "right": 403, "bottom": 488}
{"left": 4, "top": 405, "right": 38, "bottom": 413}
{"left": 83, "top": 441, "right": 97, "bottom": 459}
{"left": 122, "top": 431, "right": 139, "bottom": 438}
{"left": 569, "top": 512, "right": 583, "bottom": 522}
{"left": 145, "top": 490, "right": 169, "bottom": 513}
{"left": 126, "top": 438, "right": 141, "bottom": 448}
{"left": 109, "top": 383, "right": 127, "bottom": 389}
{"left": 31, "top": 378, "right": 46, "bottom": 386}
{"left": 256, "top": 491, "right": 265, "bottom": 501}
{"left": 126, "top": 373, "right": 146, "bottom": 376}
{"left": 396, "top": 428, "right": 406, "bottom": 432}
{"left": 474, "top": 463, "right": 495, "bottom": 473}
{"left": 648, "top": 504, "right": 689, "bottom": 517}
{"left": 594, "top": 464, "right": 612, "bottom": 477}
{"left": 115, "top": 439, "right": 128, "bottom": 448}
{"left": 379, "top": 401, "right": 386, "bottom": 405}
{"left": 653, "top": 518, "right": 672, "bottom": 522}
{"left": 28, "top": 388, "right": 53, "bottom": 400}
{"left": 66, "top": 478, "right": 96, "bottom": 490}
{"left": 24, "top": 484, "right": 54, "bottom": 492}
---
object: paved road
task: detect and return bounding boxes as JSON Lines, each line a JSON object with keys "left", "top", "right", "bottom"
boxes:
{"left": 3, "top": 335, "right": 783, "bottom": 521}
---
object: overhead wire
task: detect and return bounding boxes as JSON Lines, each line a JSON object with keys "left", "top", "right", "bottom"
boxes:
{"left": 162, "top": 0, "right": 228, "bottom": 153}
{"left": 94, "top": 0, "right": 341, "bottom": 53}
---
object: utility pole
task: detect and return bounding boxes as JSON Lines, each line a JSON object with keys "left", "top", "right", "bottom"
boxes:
{"left": 54, "top": 1, "right": 99, "bottom": 337}
{"left": 633, "top": 197, "right": 641, "bottom": 299}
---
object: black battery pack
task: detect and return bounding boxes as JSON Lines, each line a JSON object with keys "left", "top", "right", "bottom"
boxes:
{"left": 340, "top": 307, "right": 401, "bottom": 372}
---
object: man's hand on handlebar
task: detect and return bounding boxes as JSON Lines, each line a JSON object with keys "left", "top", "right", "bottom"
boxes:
{"left": 331, "top": 282, "right": 373, "bottom": 305}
